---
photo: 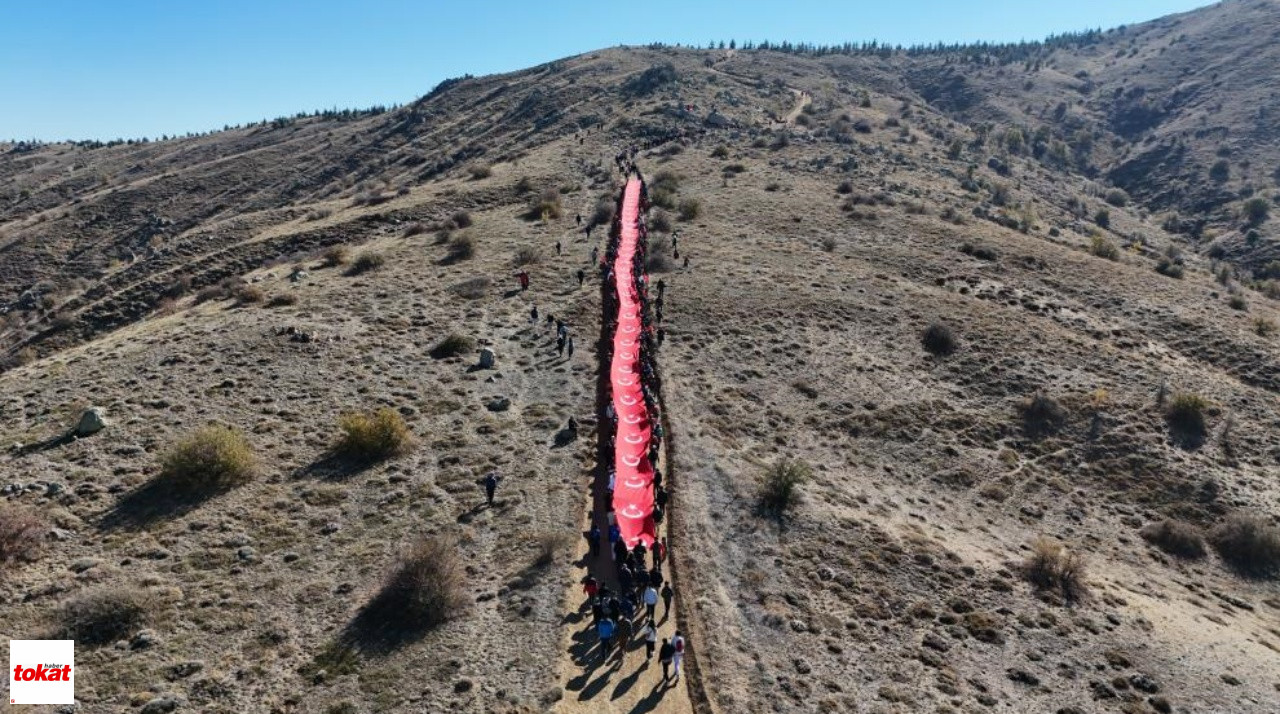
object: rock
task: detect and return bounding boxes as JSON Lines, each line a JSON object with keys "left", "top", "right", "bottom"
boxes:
{"left": 320, "top": 522, "right": 340, "bottom": 535}
{"left": 282, "top": 552, "right": 300, "bottom": 563}
{"left": 130, "top": 630, "right": 159, "bottom": 650}
{"left": 486, "top": 397, "right": 511, "bottom": 412}
{"left": 793, "top": 658, "right": 811, "bottom": 674}
{"left": 922, "top": 632, "right": 951, "bottom": 652}
{"left": 46, "top": 482, "right": 65, "bottom": 496}
{"left": 166, "top": 661, "right": 204, "bottom": 680}
{"left": 1007, "top": 669, "right": 1040, "bottom": 686}
{"left": 1220, "top": 673, "right": 1242, "bottom": 686}
{"left": 140, "top": 695, "right": 181, "bottom": 714}
{"left": 454, "top": 678, "right": 473, "bottom": 693}
{"left": 73, "top": 407, "right": 107, "bottom": 437}
{"left": 236, "top": 547, "right": 257, "bottom": 563}
{"left": 789, "top": 619, "right": 808, "bottom": 633}
{"left": 69, "top": 558, "right": 100, "bottom": 573}
{"left": 478, "top": 348, "right": 496, "bottom": 369}
{"left": 1129, "top": 673, "right": 1159, "bottom": 693}
{"left": 223, "top": 534, "right": 252, "bottom": 548}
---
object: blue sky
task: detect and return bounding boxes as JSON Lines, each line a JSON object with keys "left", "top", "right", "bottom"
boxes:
{"left": 2, "top": 0, "right": 1213, "bottom": 141}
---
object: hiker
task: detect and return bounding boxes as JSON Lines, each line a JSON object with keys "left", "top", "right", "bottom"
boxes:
{"left": 516, "top": 270, "right": 530, "bottom": 291}
{"left": 656, "top": 279, "right": 666, "bottom": 297}
{"left": 577, "top": 268, "right": 585, "bottom": 287}
{"left": 576, "top": 213, "right": 582, "bottom": 226}
{"left": 587, "top": 523, "right": 601, "bottom": 557}
{"left": 649, "top": 566, "right": 664, "bottom": 589}
{"left": 598, "top": 617, "right": 616, "bottom": 660}
{"left": 583, "top": 576, "right": 599, "bottom": 603}
{"left": 683, "top": 256, "right": 689, "bottom": 269}
{"left": 643, "top": 584, "right": 658, "bottom": 621}
{"left": 556, "top": 335, "right": 565, "bottom": 356}
{"left": 556, "top": 241, "right": 562, "bottom": 256}
{"left": 591, "top": 246, "right": 599, "bottom": 265}
{"left": 652, "top": 537, "right": 666, "bottom": 569}
{"left": 642, "top": 620, "right": 657, "bottom": 660}
{"left": 661, "top": 582, "right": 673, "bottom": 617}
{"left": 529, "top": 305, "right": 538, "bottom": 323}
{"left": 483, "top": 472, "right": 500, "bottom": 506}
{"left": 672, "top": 631, "right": 685, "bottom": 679}
{"left": 657, "top": 327, "right": 665, "bottom": 348}
{"left": 658, "top": 638, "right": 675, "bottom": 680}
{"left": 616, "top": 616, "right": 633, "bottom": 660}
{"left": 567, "top": 337, "right": 575, "bottom": 359}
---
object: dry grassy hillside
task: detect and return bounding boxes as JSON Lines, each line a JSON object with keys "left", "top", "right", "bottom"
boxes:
{"left": 2, "top": 1, "right": 1280, "bottom": 712}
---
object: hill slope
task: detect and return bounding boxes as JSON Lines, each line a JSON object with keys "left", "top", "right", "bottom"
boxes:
{"left": 2, "top": 1, "right": 1280, "bottom": 712}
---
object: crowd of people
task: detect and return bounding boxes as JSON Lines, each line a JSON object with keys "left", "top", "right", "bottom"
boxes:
{"left": 581, "top": 157, "right": 686, "bottom": 683}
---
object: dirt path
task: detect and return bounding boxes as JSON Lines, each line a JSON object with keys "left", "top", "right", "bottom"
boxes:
{"left": 553, "top": 171, "right": 695, "bottom": 714}
{"left": 783, "top": 88, "right": 811, "bottom": 124}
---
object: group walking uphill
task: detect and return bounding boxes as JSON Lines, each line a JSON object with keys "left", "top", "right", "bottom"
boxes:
{"left": 577, "top": 157, "right": 686, "bottom": 688}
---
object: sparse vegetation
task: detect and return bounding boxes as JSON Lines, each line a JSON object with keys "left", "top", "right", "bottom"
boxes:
{"left": 513, "top": 246, "right": 541, "bottom": 266}
{"left": 402, "top": 222, "right": 428, "bottom": 237}
{"left": 526, "top": 188, "right": 563, "bottom": 221}
{"left": 1022, "top": 537, "right": 1087, "bottom": 602}
{"left": 1141, "top": 519, "right": 1206, "bottom": 559}
{"left": 677, "top": 198, "right": 701, "bottom": 221}
{"left": 710, "top": 145, "right": 729, "bottom": 158}
{"left": 365, "top": 537, "right": 467, "bottom": 631}
{"left": 1228, "top": 294, "right": 1247, "bottom": 311}
{"left": 1254, "top": 317, "right": 1276, "bottom": 337}
{"left": 1089, "top": 235, "right": 1120, "bottom": 260}
{"left": 233, "top": 284, "right": 265, "bottom": 305}
{"left": 445, "top": 234, "right": 475, "bottom": 263}
{"left": 0, "top": 506, "right": 45, "bottom": 568}
{"left": 1212, "top": 514, "right": 1280, "bottom": 578}
{"left": 322, "top": 245, "right": 350, "bottom": 267}
{"left": 430, "top": 333, "right": 475, "bottom": 359}
{"left": 921, "top": 322, "right": 957, "bottom": 356}
{"left": 1020, "top": 393, "right": 1067, "bottom": 436}
{"left": 467, "top": 164, "right": 492, "bottom": 180}
{"left": 451, "top": 277, "right": 490, "bottom": 300}
{"left": 450, "top": 210, "right": 473, "bottom": 228}
{"left": 157, "top": 425, "right": 257, "bottom": 495}
{"left": 533, "top": 531, "right": 573, "bottom": 567}
{"left": 266, "top": 293, "right": 298, "bottom": 307}
{"left": 55, "top": 586, "right": 156, "bottom": 645}
{"left": 1165, "top": 392, "right": 1209, "bottom": 437}
{"left": 1155, "top": 257, "right": 1184, "bottom": 278}
{"left": 758, "top": 459, "right": 810, "bottom": 516}
{"left": 346, "top": 252, "right": 385, "bottom": 276}
{"left": 335, "top": 408, "right": 414, "bottom": 463}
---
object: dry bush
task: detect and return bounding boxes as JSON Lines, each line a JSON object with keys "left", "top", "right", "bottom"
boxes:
{"left": 322, "top": 245, "right": 349, "bottom": 267}
{"left": 921, "top": 322, "right": 957, "bottom": 356}
{"left": 1212, "top": 514, "right": 1280, "bottom": 578}
{"left": 1141, "top": 519, "right": 1206, "bottom": 559}
{"left": 194, "top": 285, "right": 229, "bottom": 304}
{"left": 758, "top": 459, "right": 810, "bottom": 516}
{"left": 821, "top": 236, "right": 837, "bottom": 252}
{"left": 430, "top": 333, "right": 475, "bottom": 359}
{"left": 157, "top": 425, "right": 256, "bottom": 495}
{"left": 373, "top": 538, "right": 467, "bottom": 630}
{"left": 346, "top": 252, "right": 385, "bottom": 276}
{"left": 450, "top": 210, "right": 473, "bottom": 228}
{"left": 306, "top": 208, "right": 333, "bottom": 222}
{"left": 836, "top": 180, "right": 853, "bottom": 195}
{"left": 266, "top": 293, "right": 298, "bottom": 307}
{"left": 335, "top": 408, "right": 414, "bottom": 463}
{"left": 1165, "top": 392, "right": 1209, "bottom": 437}
{"left": 467, "top": 164, "right": 492, "bottom": 180}
{"left": 650, "top": 210, "right": 672, "bottom": 233}
{"left": 1020, "top": 393, "right": 1067, "bottom": 437}
{"left": 1089, "top": 235, "right": 1119, "bottom": 260}
{"left": 1254, "top": 317, "right": 1276, "bottom": 337}
{"left": 233, "top": 284, "right": 265, "bottom": 305}
{"left": 55, "top": 586, "right": 155, "bottom": 645}
{"left": 646, "top": 253, "right": 674, "bottom": 273}
{"left": 446, "top": 235, "right": 475, "bottom": 263}
{"left": 402, "top": 222, "right": 427, "bottom": 238}
{"left": 451, "top": 277, "right": 490, "bottom": 300}
{"left": 710, "top": 145, "right": 729, "bottom": 158}
{"left": 0, "top": 506, "right": 46, "bottom": 568}
{"left": 1022, "top": 537, "right": 1087, "bottom": 602}
{"left": 526, "top": 188, "right": 562, "bottom": 221}
{"left": 590, "top": 198, "right": 615, "bottom": 227}
{"left": 513, "top": 246, "right": 541, "bottom": 267}
{"left": 533, "top": 531, "right": 574, "bottom": 567}
{"left": 677, "top": 198, "right": 701, "bottom": 221}
{"left": 960, "top": 242, "right": 999, "bottom": 261}
{"left": 1228, "top": 294, "right": 1248, "bottom": 311}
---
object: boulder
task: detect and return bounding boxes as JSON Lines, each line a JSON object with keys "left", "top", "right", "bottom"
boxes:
{"left": 478, "top": 348, "right": 496, "bottom": 369}
{"left": 73, "top": 407, "right": 107, "bottom": 437}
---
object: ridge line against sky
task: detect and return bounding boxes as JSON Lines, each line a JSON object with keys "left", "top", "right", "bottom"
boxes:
{"left": 1, "top": 0, "right": 1215, "bottom": 141}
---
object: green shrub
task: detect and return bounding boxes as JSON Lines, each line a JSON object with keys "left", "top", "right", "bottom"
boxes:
{"left": 1242, "top": 197, "right": 1269, "bottom": 226}
{"left": 346, "top": 252, "right": 385, "bottom": 276}
{"left": 158, "top": 425, "right": 256, "bottom": 495}
{"left": 1209, "top": 159, "right": 1230, "bottom": 183}
{"left": 1104, "top": 189, "right": 1129, "bottom": 207}
{"left": 1140, "top": 520, "right": 1206, "bottom": 559}
{"left": 1094, "top": 208, "right": 1111, "bottom": 228}
{"left": 0, "top": 506, "right": 45, "bottom": 568}
{"left": 430, "top": 333, "right": 475, "bottom": 359}
{"left": 525, "top": 188, "right": 562, "bottom": 221}
{"left": 1228, "top": 294, "right": 1247, "bottom": 311}
{"left": 710, "top": 145, "right": 729, "bottom": 158}
{"left": 1155, "top": 258, "right": 1184, "bottom": 278}
{"left": 56, "top": 586, "right": 155, "bottom": 645}
{"left": 650, "top": 210, "right": 672, "bottom": 233}
{"left": 1212, "top": 514, "right": 1280, "bottom": 578}
{"left": 758, "top": 459, "right": 810, "bottom": 516}
{"left": 335, "top": 408, "right": 414, "bottom": 462}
